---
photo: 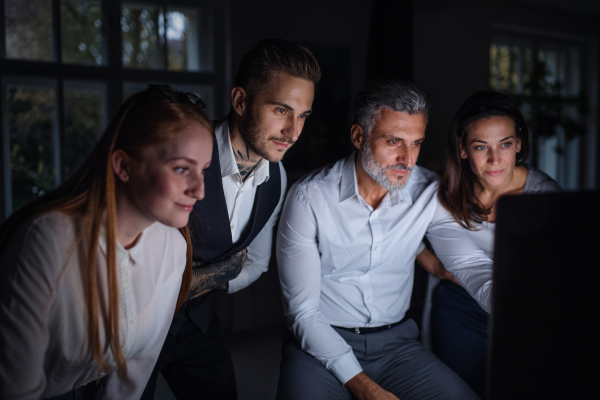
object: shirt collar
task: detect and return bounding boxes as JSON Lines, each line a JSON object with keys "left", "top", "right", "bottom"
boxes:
{"left": 339, "top": 151, "right": 414, "bottom": 207}
{"left": 214, "top": 118, "right": 271, "bottom": 186}
{"left": 98, "top": 220, "right": 148, "bottom": 266}
{"left": 340, "top": 152, "right": 359, "bottom": 203}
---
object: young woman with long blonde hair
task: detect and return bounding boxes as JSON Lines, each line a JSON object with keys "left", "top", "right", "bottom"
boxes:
{"left": 0, "top": 85, "right": 213, "bottom": 399}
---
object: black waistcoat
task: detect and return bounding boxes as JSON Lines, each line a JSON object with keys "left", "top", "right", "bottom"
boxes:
{"left": 169, "top": 137, "right": 281, "bottom": 333}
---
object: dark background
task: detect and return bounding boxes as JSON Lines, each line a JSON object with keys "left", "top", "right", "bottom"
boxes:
{"left": 217, "top": 0, "right": 600, "bottom": 331}
{"left": 1, "top": 0, "right": 599, "bottom": 398}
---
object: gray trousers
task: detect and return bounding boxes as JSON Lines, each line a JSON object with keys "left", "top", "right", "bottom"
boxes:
{"left": 276, "top": 319, "right": 480, "bottom": 400}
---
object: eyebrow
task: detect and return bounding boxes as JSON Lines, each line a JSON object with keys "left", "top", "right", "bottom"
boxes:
{"left": 268, "top": 101, "right": 313, "bottom": 115}
{"left": 165, "top": 156, "right": 198, "bottom": 165}
{"left": 381, "top": 134, "right": 425, "bottom": 142}
{"left": 472, "top": 135, "right": 515, "bottom": 144}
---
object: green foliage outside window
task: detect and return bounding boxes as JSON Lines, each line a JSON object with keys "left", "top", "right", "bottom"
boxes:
{"left": 8, "top": 87, "right": 56, "bottom": 212}
{"left": 61, "top": 1, "right": 103, "bottom": 65}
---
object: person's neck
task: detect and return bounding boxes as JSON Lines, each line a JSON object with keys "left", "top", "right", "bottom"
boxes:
{"left": 355, "top": 155, "right": 388, "bottom": 209}
{"left": 114, "top": 189, "right": 151, "bottom": 250}
{"left": 229, "top": 113, "right": 263, "bottom": 180}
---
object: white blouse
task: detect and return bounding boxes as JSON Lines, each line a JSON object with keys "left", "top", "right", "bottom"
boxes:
{"left": 0, "top": 211, "right": 187, "bottom": 399}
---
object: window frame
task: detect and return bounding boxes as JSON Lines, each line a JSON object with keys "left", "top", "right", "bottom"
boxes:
{"left": 491, "top": 24, "right": 597, "bottom": 190}
{"left": 0, "top": 0, "right": 230, "bottom": 221}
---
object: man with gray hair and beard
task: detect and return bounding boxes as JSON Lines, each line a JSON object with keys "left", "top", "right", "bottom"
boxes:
{"left": 276, "top": 78, "right": 491, "bottom": 400}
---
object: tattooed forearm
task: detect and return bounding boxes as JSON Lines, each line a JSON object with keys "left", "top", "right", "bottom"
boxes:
{"left": 187, "top": 249, "right": 248, "bottom": 300}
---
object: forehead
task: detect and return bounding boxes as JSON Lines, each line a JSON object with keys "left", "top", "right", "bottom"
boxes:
{"left": 370, "top": 108, "right": 427, "bottom": 139}
{"left": 254, "top": 72, "right": 315, "bottom": 105}
{"left": 466, "top": 116, "right": 516, "bottom": 141}
{"left": 147, "top": 123, "right": 213, "bottom": 160}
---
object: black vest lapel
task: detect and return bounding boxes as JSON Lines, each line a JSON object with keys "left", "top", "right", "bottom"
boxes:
{"left": 188, "top": 137, "right": 233, "bottom": 263}
{"left": 229, "top": 162, "right": 281, "bottom": 254}
{"left": 173, "top": 132, "right": 283, "bottom": 334}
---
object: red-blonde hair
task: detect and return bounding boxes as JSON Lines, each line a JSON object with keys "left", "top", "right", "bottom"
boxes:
{"left": 0, "top": 88, "right": 212, "bottom": 377}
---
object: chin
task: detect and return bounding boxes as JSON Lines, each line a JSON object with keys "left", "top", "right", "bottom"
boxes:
{"left": 158, "top": 216, "right": 190, "bottom": 229}
{"left": 263, "top": 150, "right": 286, "bottom": 163}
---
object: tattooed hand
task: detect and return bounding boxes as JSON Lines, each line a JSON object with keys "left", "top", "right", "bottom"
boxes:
{"left": 187, "top": 249, "right": 248, "bottom": 300}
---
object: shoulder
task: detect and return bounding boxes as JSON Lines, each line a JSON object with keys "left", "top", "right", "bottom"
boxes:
{"left": 524, "top": 164, "right": 562, "bottom": 194}
{"left": 407, "top": 165, "right": 440, "bottom": 199}
{"left": 23, "top": 211, "right": 79, "bottom": 251}
{"left": 0, "top": 211, "right": 79, "bottom": 292}
{"left": 411, "top": 165, "right": 440, "bottom": 185}
{"left": 291, "top": 158, "right": 345, "bottom": 198}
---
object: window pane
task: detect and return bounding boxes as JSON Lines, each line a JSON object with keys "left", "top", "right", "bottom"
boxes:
{"left": 5, "top": 0, "right": 53, "bottom": 61}
{"left": 167, "top": 7, "right": 205, "bottom": 71}
{"left": 123, "top": 81, "right": 148, "bottom": 100}
{"left": 170, "top": 84, "right": 214, "bottom": 119}
{"left": 7, "top": 86, "right": 57, "bottom": 213}
{"left": 122, "top": 4, "right": 163, "bottom": 69}
{"left": 64, "top": 81, "right": 105, "bottom": 176}
{"left": 61, "top": 0, "right": 103, "bottom": 65}
{"left": 123, "top": 82, "right": 214, "bottom": 119}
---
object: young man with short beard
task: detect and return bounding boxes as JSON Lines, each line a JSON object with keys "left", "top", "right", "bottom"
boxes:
{"left": 142, "top": 39, "right": 320, "bottom": 400}
{"left": 276, "top": 78, "right": 490, "bottom": 400}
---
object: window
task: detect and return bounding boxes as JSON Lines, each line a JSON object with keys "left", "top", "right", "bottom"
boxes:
{"left": 1, "top": 0, "right": 228, "bottom": 219}
{"left": 490, "top": 28, "right": 597, "bottom": 190}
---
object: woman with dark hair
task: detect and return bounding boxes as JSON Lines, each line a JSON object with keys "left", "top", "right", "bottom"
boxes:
{"left": 430, "top": 90, "right": 561, "bottom": 397}
{"left": 0, "top": 86, "right": 213, "bottom": 399}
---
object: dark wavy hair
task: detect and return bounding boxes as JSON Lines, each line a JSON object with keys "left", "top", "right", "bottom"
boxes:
{"left": 234, "top": 38, "right": 321, "bottom": 98}
{"left": 438, "top": 90, "right": 530, "bottom": 229}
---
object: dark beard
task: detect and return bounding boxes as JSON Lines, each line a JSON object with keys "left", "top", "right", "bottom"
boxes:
{"left": 239, "top": 104, "right": 272, "bottom": 161}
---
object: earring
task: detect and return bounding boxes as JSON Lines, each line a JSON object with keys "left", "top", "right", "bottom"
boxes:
{"left": 124, "top": 175, "right": 129, "bottom": 181}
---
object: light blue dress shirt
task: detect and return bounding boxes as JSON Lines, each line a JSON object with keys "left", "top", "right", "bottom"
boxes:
{"left": 277, "top": 153, "right": 493, "bottom": 384}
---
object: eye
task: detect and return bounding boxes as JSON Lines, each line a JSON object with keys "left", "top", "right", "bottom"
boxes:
{"left": 414, "top": 141, "right": 423, "bottom": 147}
{"left": 475, "top": 145, "right": 486, "bottom": 151}
{"left": 501, "top": 142, "right": 512, "bottom": 148}
{"left": 278, "top": 108, "right": 286, "bottom": 114}
{"left": 388, "top": 139, "right": 399, "bottom": 145}
{"left": 174, "top": 166, "right": 189, "bottom": 174}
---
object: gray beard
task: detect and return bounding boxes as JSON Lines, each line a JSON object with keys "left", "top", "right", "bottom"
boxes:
{"left": 360, "top": 142, "right": 412, "bottom": 192}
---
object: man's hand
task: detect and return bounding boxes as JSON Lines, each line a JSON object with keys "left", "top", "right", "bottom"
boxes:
{"left": 345, "top": 372, "right": 400, "bottom": 400}
{"left": 416, "top": 248, "right": 460, "bottom": 285}
{"left": 187, "top": 249, "right": 248, "bottom": 300}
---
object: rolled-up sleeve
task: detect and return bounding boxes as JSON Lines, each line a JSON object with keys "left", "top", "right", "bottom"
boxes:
{"left": 426, "top": 201, "right": 494, "bottom": 313}
{"left": 276, "top": 184, "right": 362, "bottom": 384}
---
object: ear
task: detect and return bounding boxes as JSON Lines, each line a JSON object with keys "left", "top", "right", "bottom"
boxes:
{"left": 516, "top": 137, "right": 522, "bottom": 153}
{"left": 459, "top": 143, "right": 468, "bottom": 159}
{"left": 111, "top": 149, "right": 132, "bottom": 182}
{"left": 350, "top": 124, "right": 366, "bottom": 150}
{"left": 231, "top": 87, "right": 248, "bottom": 117}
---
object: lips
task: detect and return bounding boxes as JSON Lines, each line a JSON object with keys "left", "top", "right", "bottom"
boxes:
{"left": 176, "top": 203, "right": 195, "bottom": 212}
{"left": 389, "top": 169, "right": 408, "bottom": 176}
{"left": 485, "top": 170, "right": 504, "bottom": 176}
{"left": 271, "top": 140, "right": 290, "bottom": 149}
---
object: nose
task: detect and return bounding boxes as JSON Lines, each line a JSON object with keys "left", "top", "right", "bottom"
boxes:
{"left": 396, "top": 146, "right": 415, "bottom": 168}
{"left": 188, "top": 174, "right": 205, "bottom": 201}
{"left": 487, "top": 148, "right": 500, "bottom": 165}
{"left": 282, "top": 115, "right": 302, "bottom": 142}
